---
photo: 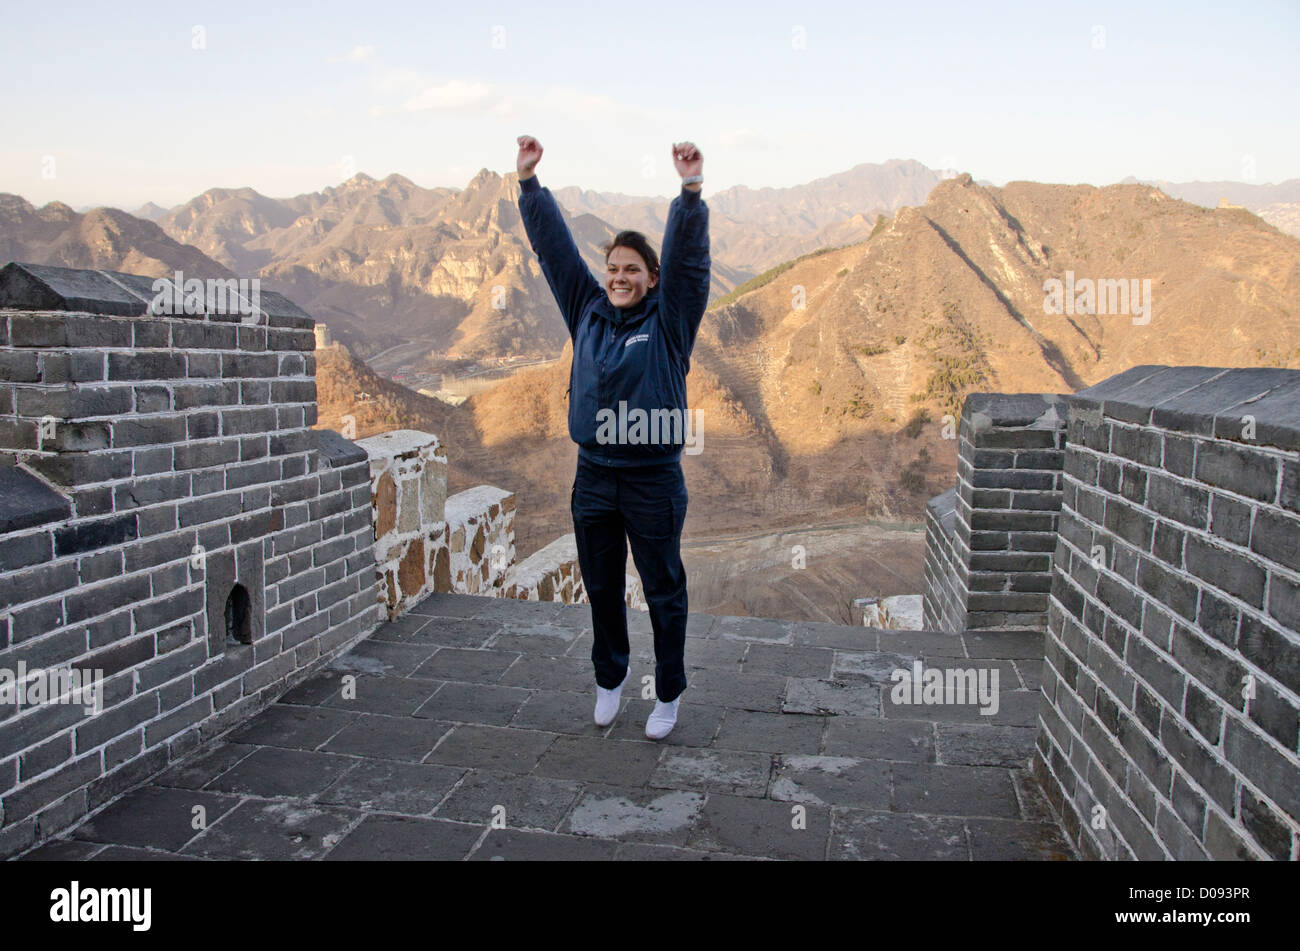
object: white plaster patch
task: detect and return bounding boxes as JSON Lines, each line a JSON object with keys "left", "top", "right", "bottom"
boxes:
{"left": 500, "top": 621, "right": 576, "bottom": 641}
{"left": 832, "top": 651, "right": 917, "bottom": 681}
{"left": 768, "top": 777, "right": 826, "bottom": 805}
{"left": 567, "top": 790, "right": 704, "bottom": 836}
{"left": 779, "top": 754, "right": 861, "bottom": 775}
{"left": 657, "top": 751, "right": 762, "bottom": 787}
{"left": 328, "top": 654, "right": 390, "bottom": 675}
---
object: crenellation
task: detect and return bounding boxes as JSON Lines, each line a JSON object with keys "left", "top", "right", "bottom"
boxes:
{"left": 923, "top": 366, "right": 1299, "bottom": 860}
{"left": 0, "top": 263, "right": 382, "bottom": 855}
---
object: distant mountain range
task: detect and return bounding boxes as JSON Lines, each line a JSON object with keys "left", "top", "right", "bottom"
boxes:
{"left": 0, "top": 160, "right": 966, "bottom": 364}
{"left": 5, "top": 162, "right": 1296, "bottom": 372}
{"left": 1120, "top": 175, "right": 1300, "bottom": 209}
{"left": 0, "top": 194, "right": 233, "bottom": 281}
{"left": 1119, "top": 176, "right": 1300, "bottom": 240}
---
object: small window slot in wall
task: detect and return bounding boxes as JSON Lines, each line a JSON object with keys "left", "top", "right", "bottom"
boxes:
{"left": 224, "top": 583, "right": 253, "bottom": 646}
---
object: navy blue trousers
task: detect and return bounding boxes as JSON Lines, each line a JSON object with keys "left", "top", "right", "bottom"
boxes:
{"left": 571, "top": 455, "right": 689, "bottom": 702}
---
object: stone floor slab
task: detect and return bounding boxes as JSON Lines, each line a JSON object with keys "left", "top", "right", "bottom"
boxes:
{"left": 409, "top": 592, "right": 489, "bottom": 618}
{"left": 19, "top": 839, "right": 109, "bottom": 860}
{"left": 881, "top": 682, "right": 1040, "bottom": 726}
{"left": 561, "top": 784, "right": 705, "bottom": 845}
{"left": 318, "top": 673, "right": 444, "bottom": 717}
{"left": 226, "top": 705, "right": 357, "bottom": 751}
{"left": 770, "top": 754, "right": 891, "bottom": 809}
{"left": 744, "top": 644, "right": 835, "bottom": 678}
{"left": 783, "top": 679, "right": 881, "bottom": 717}
{"left": 434, "top": 769, "right": 581, "bottom": 831}
{"left": 509, "top": 689, "right": 608, "bottom": 736}
{"left": 890, "top": 763, "right": 1021, "bottom": 818}
{"left": 412, "top": 681, "right": 531, "bottom": 726}
{"left": 613, "top": 842, "right": 763, "bottom": 860}
{"left": 687, "top": 668, "right": 787, "bottom": 713}
{"left": 687, "top": 794, "right": 831, "bottom": 860}
{"left": 788, "top": 621, "right": 879, "bottom": 651}
{"left": 966, "top": 817, "right": 1074, "bottom": 860}
{"left": 205, "top": 747, "right": 359, "bottom": 799}
{"left": 362, "top": 610, "right": 436, "bottom": 642}
{"left": 152, "top": 741, "right": 257, "bottom": 790}
{"left": 471, "top": 598, "right": 564, "bottom": 624}
{"left": 412, "top": 647, "right": 520, "bottom": 684}
{"left": 321, "top": 713, "right": 452, "bottom": 762}
{"left": 1011, "top": 768, "right": 1060, "bottom": 824}
{"left": 181, "top": 800, "right": 358, "bottom": 860}
{"left": 963, "top": 631, "right": 1045, "bottom": 659}
{"left": 533, "top": 734, "right": 663, "bottom": 786}
{"left": 650, "top": 748, "right": 773, "bottom": 798}
{"left": 71, "top": 785, "right": 241, "bottom": 851}
{"left": 829, "top": 809, "right": 970, "bottom": 860}
{"left": 684, "top": 638, "right": 748, "bottom": 671}
{"left": 423, "top": 724, "right": 556, "bottom": 773}
{"left": 90, "top": 845, "right": 205, "bottom": 861}
{"left": 547, "top": 603, "right": 597, "bottom": 631}
{"left": 821, "top": 717, "right": 936, "bottom": 763}
{"left": 713, "top": 615, "right": 792, "bottom": 644}
{"left": 488, "top": 622, "right": 580, "bottom": 656}
{"left": 337, "top": 640, "right": 440, "bottom": 678}
{"left": 279, "top": 671, "right": 354, "bottom": 706}
{"left": 498, "top": 654, "right": 596, "bottom": 692}
{"left": 877, "top": 630, "right": 968, "bottom": 657}
{"left": 323, "top": 814, "right": 481, "bottom": 860}
{"left": 712, "top": 709, "right": 825, "bottom": 754}
{"left": 936, "top": 723, "right": 1038, "bottom": 768}
{"left": 471, "top": 828, "right": 619, "bottom": 861}
{"left": 1015, "top": 659, "right": 1044, "bottom": 692}
{"left": 831, "top": 650, "right": 919, "bottom": 683}
{"left": 372, "top": 615, "right": 501, "bottom": 648}
{"left": 315, "top": 760, "right": 467, "bottom": 816}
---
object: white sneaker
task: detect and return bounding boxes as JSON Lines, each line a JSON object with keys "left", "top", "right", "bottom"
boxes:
{"left": 594, "top": 670, "right": 629, "bottom": 727}
{"left": 645, "top": 697, "right": 681, "bottom": 740}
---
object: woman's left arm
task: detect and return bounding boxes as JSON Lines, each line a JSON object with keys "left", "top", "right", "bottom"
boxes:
{"left": 659, "top": 142, "right": 710, "bottom": 361}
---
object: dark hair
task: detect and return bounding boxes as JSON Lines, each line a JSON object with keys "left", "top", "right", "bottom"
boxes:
{"left": 603, "top": 230, "right": 659, "bottom": 279}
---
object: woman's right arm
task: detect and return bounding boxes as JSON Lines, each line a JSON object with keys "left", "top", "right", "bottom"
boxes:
{"left": 516, "top": 135, "right": 601, "bottom": 339}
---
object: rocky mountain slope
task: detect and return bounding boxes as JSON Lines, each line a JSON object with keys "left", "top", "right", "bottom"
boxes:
{"left": 0, "top": 194, "right": 231, "bottom": 279}
{"left": 458, "top": 174, "right": 1300, "bottom": 552}
{"left": 1121, "top": 175, "right": 1300, "bottom": 237}
{"left": 3, "top": 159, "right": 953, "bottom": 366}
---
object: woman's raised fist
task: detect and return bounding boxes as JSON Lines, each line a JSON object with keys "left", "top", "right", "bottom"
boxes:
{"left": 517, "top": 135, "right": 543, "bottom": 178}
{"left": 672, "top": 141, "right": 703, "bottom": 179}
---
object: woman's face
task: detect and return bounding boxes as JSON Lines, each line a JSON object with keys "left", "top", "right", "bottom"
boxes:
{"left": 606, "top": 246, "right": 657, "bottom": 308}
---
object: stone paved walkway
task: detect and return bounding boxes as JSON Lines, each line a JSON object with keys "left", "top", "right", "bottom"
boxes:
{"left": 19, "top": 593, "right": 1075, "bottom": 860}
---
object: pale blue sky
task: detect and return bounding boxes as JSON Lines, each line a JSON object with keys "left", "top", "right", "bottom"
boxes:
{"left": 2, "top": 0, "right": 1297, "bottom": 209}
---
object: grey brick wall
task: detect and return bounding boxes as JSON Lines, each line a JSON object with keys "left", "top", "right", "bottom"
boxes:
{"left": 0, "top": 264, "right": 382, "bottom": 858}
{"left": 923, "top": 393, "right": 1068, "bottom": 633}
{"left": 1034, "top": 365, "right": 1300, "bottom": 860}
{"left": 922, "top": 487, "right": 964, "bottom": 632}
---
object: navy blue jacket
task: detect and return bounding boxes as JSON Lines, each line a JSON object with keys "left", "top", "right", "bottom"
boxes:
{"left": 518, "top": 174, "right": 710, "bottom": 466}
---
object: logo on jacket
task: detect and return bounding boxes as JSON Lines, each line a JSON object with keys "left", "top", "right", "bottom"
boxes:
{"left": 623, "top": 333, "right": 650, "bottom": 348}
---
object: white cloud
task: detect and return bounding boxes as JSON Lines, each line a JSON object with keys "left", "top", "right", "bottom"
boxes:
{"left": 366, "top": 70, "right": 673, "bottom": 126}
{"left": 372, "top": 68, "right": 425, "bottom": 95}
{"left": 401, "top": 79, "right": 501, "bottom": 113}
{"left": 718, "top": 128, "right": 769, "bottom": 149}
{"left": 346, "top": 45, "right": 376, "bottom": 62}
